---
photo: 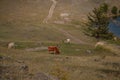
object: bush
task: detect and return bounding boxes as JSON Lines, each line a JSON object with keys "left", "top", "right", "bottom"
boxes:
{"left": 86, "top": 3, "right": 113, "bottom": 40}
{"left": 111, "top": 6, "right": 118, "bottom": 15}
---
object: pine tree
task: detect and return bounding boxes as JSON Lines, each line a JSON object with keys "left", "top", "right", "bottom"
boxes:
{"left": 111, "top": 6, "right": 118, "bottom": 15}
{"left": 100, "top": 3, "right": 108, "bottom": 13}
{"left": 86, "top": 3, "right": 113, "bottom": 40}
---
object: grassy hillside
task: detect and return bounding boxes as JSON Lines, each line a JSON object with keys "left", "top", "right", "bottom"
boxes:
{"left": 0, "top": 0, "right": 120, "bottom": 80}
{"left": 0, "top": 0, "right": 120, "bottom": 23}
{"left": 0, "top": 46, "right": 120, "bottom": 80}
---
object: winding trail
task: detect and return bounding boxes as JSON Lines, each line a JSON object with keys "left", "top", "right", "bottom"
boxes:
{"left": 43, "top": 0, "right": 57, "bottom": 23}
{"left": 52, "top": 26, "right": 88, "bottom": 44}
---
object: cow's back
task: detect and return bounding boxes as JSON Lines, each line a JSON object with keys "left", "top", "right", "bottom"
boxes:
{"left": 48, "top": 46, "right": 60, "bottom": 54}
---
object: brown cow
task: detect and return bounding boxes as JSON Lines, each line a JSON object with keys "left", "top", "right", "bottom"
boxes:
{"left": 48, "top": 46, "right": 60, "bottom": 54}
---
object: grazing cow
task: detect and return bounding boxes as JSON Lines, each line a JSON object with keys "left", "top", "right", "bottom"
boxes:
{"left": 60, "top": 13, "right": 70, "bottom": 17}
{"left": 8, "top": 42, "right": 15, "bottom": 49}
{"left": 48, "top": 46, "right": 60, "bottom": 54}
{"left": 95, "top": 41, "right": 104, "bottom": 47}
{"left": 113, "top": 37, "right": 117, "bottom": 41}
{"left": 63, "top": 39, "right": 71, "bottom": 44}
{"left": 66, "top": 38, "right": 70, "bottom": 43}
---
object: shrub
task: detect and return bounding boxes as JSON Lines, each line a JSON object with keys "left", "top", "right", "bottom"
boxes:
{"left": 111, "top": 6, "right": 118, "bottom": 15}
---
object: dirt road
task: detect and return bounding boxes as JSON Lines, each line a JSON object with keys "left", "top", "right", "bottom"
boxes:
{"left": 43, "top": 0, "right": 57, "bottom": 23}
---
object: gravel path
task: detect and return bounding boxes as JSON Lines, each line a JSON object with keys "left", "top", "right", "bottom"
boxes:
{"left": 43, "top": 0, "right": 57, "bottom": 23}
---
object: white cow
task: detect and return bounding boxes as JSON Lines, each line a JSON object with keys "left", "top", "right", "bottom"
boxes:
{"left": 8, "top": 42, "right": 15, "bottom": 49}
{"left": 95, "top": 41, "right": 105, "bottom": 47}
{"left": 60, "top": 13, "right": 70, "bottom": 17}
{"left": 113, "top": 37, "right": 117, "bottom": 41}
{"left": 66, "top": 38, "right": 71, "bottom": 43}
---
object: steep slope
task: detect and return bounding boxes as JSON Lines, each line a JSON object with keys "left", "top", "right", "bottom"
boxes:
{"left": 0, "top": 0, "right": 120, "bottom": 23}
{"left": 43, "top": 0, "right": 57, "bottom": 23}
{"left": 0, "top": 0, "right": 120, "bottom": 43}
{"left": 0, "top": 47, "right": 120, "bottom": 80}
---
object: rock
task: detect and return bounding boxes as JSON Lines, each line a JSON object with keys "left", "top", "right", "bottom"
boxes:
{"left": 86, "top": 50, "right": 92, "bottom": 54}
{"left": 0, "top": 56, "right": 3, "bottom": 60}
{"left": 32, "top": 72, "right": 59, "bottom": 80}
{"left": 32, "top": 72, "right": 50, "bottom": 80}
{"left": 97, "top": 74, "right": 107, "bottom": 78}
{"left": 20, "top": 64, "right": 29, "bottom": 72}
{"left": 94, "top": 58, "right": 100, "bottom": 62}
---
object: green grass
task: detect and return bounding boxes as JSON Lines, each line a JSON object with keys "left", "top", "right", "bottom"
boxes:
{"left": 0, "top": 40, "right": 115, "bottom": 57}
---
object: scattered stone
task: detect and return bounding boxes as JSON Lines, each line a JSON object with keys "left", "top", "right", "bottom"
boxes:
{"left": 97, "top": 74, "right": 107, "bottom": 78}
{"left": 86, "top": 50, "right": 92, "bottom": 54}
{"left": 32, "top": 72, "right": 55, "bottom": 80}
{"left": 0, "top": 56, "right": 3, "bottom": 60}
{"left": 20, "top": 64, "right": 29, "bottom": 72}
{"left": 16, "top": 60, "right": 24, "bottom": 63}
{"left": 94, "top": 59, "right": 100, "bottom": 62}
{"left": 0, "top": 56, "right": 29, "bottom": 80}
{"left": 117, "top": 46, "right": 120, "bottom": 49}
{"left": 101, "top": 56, "right": 106, "bottom": 59}
{"left": 65, "top": 56, "right": 69, "bottom": 59}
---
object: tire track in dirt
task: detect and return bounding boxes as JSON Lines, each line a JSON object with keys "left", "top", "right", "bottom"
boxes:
{"left": 43, "top": 0, "right": 57, "bottom": 23}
